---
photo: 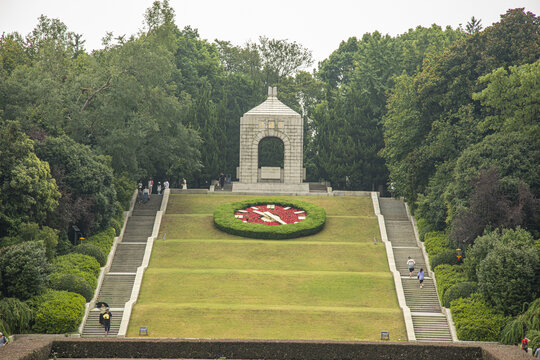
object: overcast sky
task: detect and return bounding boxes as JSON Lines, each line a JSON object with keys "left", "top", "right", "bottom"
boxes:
{"left": 1, "top": 0, "right": 539, "bottom": 67}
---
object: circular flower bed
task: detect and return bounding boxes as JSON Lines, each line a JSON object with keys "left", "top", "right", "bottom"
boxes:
{"left": 234, "top": 204, "right": 307, "bottom": 225}
{"left": 214, "top": 198, "right": 326, "bottom": 239}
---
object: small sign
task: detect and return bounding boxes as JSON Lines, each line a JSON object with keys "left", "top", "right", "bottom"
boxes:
{"left": 381, "top": 331, "right": 389, "bottom": 340}
{"left": 139, "top": 326, "right": 149, "bottom": 336}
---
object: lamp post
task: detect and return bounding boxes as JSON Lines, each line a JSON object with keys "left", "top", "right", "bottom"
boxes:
{"left": 456, "top": 248, "right": 463, "bottom": 263}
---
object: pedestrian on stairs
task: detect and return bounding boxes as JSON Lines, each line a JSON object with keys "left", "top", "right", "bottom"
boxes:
{"left": 218, "top": 173, "right": 225, "bottom": 190}
{"left": 407, "top": 256, "right": 416, "bottom": 278}
{"left": 418, "top": 268, "right": 425, "bottom": 288}
{"left": 143, "top": 186, "right": 149, "bottom": 203}
{"left": 103, "top": 308, "right": 112, "bottom": 335}
{"left": 157, "top": 182, "right": 162, "bottom": 195}
{"left": 99, "top": 303, "right": 106, "bottom": 327}
{"left": 148, "top": 179, "right": 154, "bottom": 198}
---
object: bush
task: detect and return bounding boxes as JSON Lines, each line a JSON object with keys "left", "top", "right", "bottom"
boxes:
{"left": 109, "top": 218, "right": 122, "bottom": 236}
{"left": 73, "top": 243, "right": 106, "bottom": 266}
{"left": 0, "top": 297, "right": 34, "bottom": 335}
{"left": 213, "top": 198, "right": 326, "bottom": 240}
{"left": 500, "top": 298, "right": 540, "bottom": 345}
{"left": 433, "top": 264, "right": 467, "bottom": 299}
{"left": 85, "top": 227, "right": 116, "bottom": 256}
{"left": 32, "top": 290, "right": 85, "bottom": 333}
{"left": 114, "top": 174, "right": 136, "bottom": 211}
{"left": 49, "top": 273, "right": 94, "bottom": 302}
{"left": 424, "top": 231, "right": 451, "bottom": 260}
{"left": 430, "top": 250, "right": 460, "bottom": 269}
{"left": 52, "top": 253, "right": 100, "bottom": 289}
{"left": 442, "top": 282, "right": 477, "bottom": 307}
{"left": 526, "top": 330, "right": 540, "bottom": 354}
{"left": 451, "top": 294, "right": 507, "bottom": 341}
{"left": 0, "top": 241, "right": 50, "bottom": 300}
{"left": 477, "top": 240, "right": 539, "bottom": 316}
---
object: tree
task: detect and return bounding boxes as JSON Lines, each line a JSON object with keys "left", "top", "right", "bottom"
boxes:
{"left": 0, "top": 121, "right": 59, "bottom": 237}
{"left": 474, "top": 229, "right": 539, "bottom": 316}
{"left": 35, "top": 135, "right": 116, "bottom": 235}
{"left": 466, "top": 17, "right": 483, "bottom": 34}
{"left": 0, "top": 241, "right": 50, "bottom": 300}
{"left": 449, "top": 168, "right": 540, "bottom": 248}
{"left": 258, "top": 36, "right": 313, "bottom": 86}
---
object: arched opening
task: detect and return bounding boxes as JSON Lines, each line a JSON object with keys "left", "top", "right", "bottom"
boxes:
{"left": 258, "top": 137, "right": 284, "bottom": 182}
{"left": 258, "top": 137, "right": 284, "bottom": 167}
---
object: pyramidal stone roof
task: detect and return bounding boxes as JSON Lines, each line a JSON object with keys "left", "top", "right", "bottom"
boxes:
{"left": 244, "top": 87, "right": 300, "bottom": 116}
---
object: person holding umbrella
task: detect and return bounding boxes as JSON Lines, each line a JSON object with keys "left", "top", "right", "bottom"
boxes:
{"left": 96, "top": 302, "right": 109, "bottom": 327}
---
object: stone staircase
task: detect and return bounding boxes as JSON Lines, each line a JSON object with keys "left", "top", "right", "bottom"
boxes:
{"left": 81, "top": 195, "right": 162, "bottom": 337}
{"left": 379, "top": 197, "right": 453, "bottom": 342}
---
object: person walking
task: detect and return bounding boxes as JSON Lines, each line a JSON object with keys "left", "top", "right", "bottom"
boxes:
{"left": 148, "top": 179, "right": 154, "bottom": 198}
{"left": 99, "top": 303, "right": 107, "bottom": 327}
{"left": 218, "top": 172, "right": 225, "bottom": 190}
{"left": 164, "top": 180, "right": 169, "bottom": 191}
{"left": 157, "top": 182, "right": 162, "bottom": 195}
{"left": 182, "top": 178, "right": 187, "bottom": 190}
{"left": 102, "top": 308, "right": 112, "bottom": 335}
{"left": 417, "top": 268, "right": 425, "bottom": 288}
{"left": 533, "top": 345, "right": 539, "bottom": 358}
{"left": 407, "top": 256, "right": 416, "bottom": 278}
{"left": 143, "top": 186, "right": 149, "bottom": 203}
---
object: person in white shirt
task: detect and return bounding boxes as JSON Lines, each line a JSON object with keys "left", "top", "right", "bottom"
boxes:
{"left": 407, "top": 256, "right": 416, "bottom": 278}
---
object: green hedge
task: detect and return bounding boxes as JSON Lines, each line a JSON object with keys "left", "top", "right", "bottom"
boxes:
{"left": 73, "top": 243, "right": 106, "bottom": 266}
{"left": 433, "top": 264, "right": 467, "bottom": 299}
{"left": 424, "top": 231, "right": 451, "bottom": 261}
{"left": 49, "top": 273, "right": 94, "bottom": 302}
{"left": 32, "top": 290, "right": 85, "bottom": 334}
{"left": 430, "top": 250, "right": 460, "bottom": 269}
{"left": 442, "top": 282, "right": 477, "bottom": 307}
{"left": 85, "top": 227, "right": 116, "bottom": 257}
{"left": 451, "top": 294, "right": 507, "bottom": 341}
{"left": 52, "top": 253, "right": 100, "bottom": 289}
{"left": 213, "top": 198, "right": 326, "bottom": 240}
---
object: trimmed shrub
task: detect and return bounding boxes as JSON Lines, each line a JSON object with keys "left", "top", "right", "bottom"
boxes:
{"left": 442, "top": 282, "right": 477, "bottom": 307}
{"left": 33, "top": 290, "right": 85, "bottom": 333}
{"left": 430, "top": 250, "right": 460, "bottom": 269}
{"left": 433, "top": 264, "right": 467, "bottom": 299}
{"left": 424, "top": 231, "right": 451, "bottom": 260}
{"left": 416, "top": 218, "right": 434, "bottom": 242}
{"left": 214, "top": 198, "right": 326, "bottom": 240}
{"left": 73, "top": 243, "right": 106, "bottom": 266}
{"left": 52, "top": 253, "right": 100, "bottom": 289}
{"left": 451, "top": 294, "right": 507, "bottom": 341}
{"left": 49, "top": 273, "right": 94, "bottom": 302}
{"left": 85, "top": 227, "right": 116, "bottom": 256}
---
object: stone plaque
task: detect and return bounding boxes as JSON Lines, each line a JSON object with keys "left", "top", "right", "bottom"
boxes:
{"left": 260, "top": 166, "right": 281, "bottom": 179}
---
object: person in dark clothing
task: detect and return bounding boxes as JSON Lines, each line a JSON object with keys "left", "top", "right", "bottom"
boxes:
{"left": 103, "top": 309, "right": 112, "bottom": 335}
{"left": 218, "top": 172, "right": 225, "bottom": 190}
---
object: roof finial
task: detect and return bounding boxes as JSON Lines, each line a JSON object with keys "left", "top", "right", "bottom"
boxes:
{"left": 268, "top": 86, "right": 278, "bottom": 98}
{"left": 273, "top": 87, "right": 277, "bottom": 97}
{"left": 268, "top": 86, "right": 273, "bottom": 97}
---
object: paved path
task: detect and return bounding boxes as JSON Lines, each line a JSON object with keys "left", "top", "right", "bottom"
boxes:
{"left": 379, "top": 198, "right": 453, "bottom": 342}
{"left": 81, "top": 195, "right": 162, "bottom": 337}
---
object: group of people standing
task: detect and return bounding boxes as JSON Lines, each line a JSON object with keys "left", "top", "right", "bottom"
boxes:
{"left": 137, "top": 179, "right": 170, "bottom": 203}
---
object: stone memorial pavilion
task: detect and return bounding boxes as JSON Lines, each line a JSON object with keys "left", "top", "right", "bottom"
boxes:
{"left": 233, "top": 87, "right": 309, "bottom": 193}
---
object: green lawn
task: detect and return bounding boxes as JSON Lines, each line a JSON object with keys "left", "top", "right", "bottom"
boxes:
{"left": 127, "top": 194, "right": 406, "bottom": 341}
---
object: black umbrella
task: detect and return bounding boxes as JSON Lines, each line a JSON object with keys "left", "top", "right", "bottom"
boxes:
{"left": 96, "top": 301, "right": 109, "bottom": 308}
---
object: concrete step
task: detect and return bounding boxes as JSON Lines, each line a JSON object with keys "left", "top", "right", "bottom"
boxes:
{"left": 412, "top": 314, "right": 452, "bottom": 342}
{"left": 109, "top": 244, "right": 146, "bottom": 272}
{"left": 82, "top": 310, "right": 123, "bottom": 337}
{"left": 385, "top": 220, "right": 417, "bottom": 246}
{"left": 379, "top": 198, "right": 409, "bottom": 220}
{"left": 393, "top": 248, "right": 427, "bottom": 276}
{"left": 402, "top": 278, "right": 441, "bottom": 313}
{"left": 95, "top": 274, "right": 136, "bottom": 308}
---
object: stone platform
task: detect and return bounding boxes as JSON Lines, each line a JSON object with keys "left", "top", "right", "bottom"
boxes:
{"left": 231, "top": 182, "right": 310, "bottom": 194}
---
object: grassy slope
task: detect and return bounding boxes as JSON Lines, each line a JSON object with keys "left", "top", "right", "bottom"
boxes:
{"left": 127, "top": 194, "right": 406, "bottom": 340}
